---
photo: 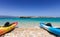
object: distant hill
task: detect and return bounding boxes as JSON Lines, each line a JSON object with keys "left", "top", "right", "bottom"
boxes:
{"left": 0, "top": 16, "right": 60, "bottom": 18}
{"left": 19, "top": 16, "right": 60, "bottom": 18}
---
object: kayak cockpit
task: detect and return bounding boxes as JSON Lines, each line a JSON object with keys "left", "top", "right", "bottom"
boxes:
{"left": 56, "top": 28, "right": 60, "bottom": 29}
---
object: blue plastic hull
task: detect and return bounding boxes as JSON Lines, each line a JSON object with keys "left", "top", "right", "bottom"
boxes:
{"left": 40, "top": 23, "right": 60, "bottom": 36}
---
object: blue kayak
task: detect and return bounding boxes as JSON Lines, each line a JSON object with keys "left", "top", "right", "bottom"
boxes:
{"left": 40, "top": 22, "right": 60, "bottom": 36}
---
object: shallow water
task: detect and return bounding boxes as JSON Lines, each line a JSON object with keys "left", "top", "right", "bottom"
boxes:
{"left": 0, "top": 17, "right": 60, "bottom": 28}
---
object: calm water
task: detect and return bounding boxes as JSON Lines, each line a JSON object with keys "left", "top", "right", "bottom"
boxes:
{"left": 0, "top": 17, "right": 60, "bottom": 28}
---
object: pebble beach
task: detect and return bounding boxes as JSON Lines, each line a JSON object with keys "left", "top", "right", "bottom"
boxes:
{"left": 1, "top": 27, "right": 55, "bottom": 37}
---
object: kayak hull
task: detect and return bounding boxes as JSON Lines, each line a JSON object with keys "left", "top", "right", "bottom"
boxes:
{"left": 0, "top": 22, "right": 18, "bottom": 35}
{"left": 40, "top": 23, "right": 60, "bottom": 36}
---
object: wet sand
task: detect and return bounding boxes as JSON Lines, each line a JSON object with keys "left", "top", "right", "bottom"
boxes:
{"left": 1, "top": 27, "right": 55, "bottom": 37}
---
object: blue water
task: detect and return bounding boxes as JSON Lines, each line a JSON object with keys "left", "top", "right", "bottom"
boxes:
{"left": 0, "top": 17, "right": 60, "bottom": 27}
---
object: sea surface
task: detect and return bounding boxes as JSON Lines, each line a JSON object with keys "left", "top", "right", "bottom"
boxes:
{"left": 0, "top": 17, "right": 60, "bottom": 28}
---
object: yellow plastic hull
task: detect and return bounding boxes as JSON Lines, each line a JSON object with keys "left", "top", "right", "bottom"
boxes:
{"left": 0, "top": 22, "right": 18, "bottom": 35}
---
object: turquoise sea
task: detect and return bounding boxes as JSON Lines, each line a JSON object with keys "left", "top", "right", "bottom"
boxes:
{"left": 0, "top": 17, "right": 60, "bottom": 28}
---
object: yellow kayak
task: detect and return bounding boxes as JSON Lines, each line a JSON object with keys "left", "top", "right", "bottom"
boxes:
{"left": 0, "top": 22, "right": 18, "bottom": 35}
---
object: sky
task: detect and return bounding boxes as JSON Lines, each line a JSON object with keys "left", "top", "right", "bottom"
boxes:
{"left": 0, "top": 0, "right": 60, "bottom": 17}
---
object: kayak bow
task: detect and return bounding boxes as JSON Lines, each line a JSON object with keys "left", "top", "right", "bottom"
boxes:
{"left": 0, "top": 22, "right": 18, "bottom": 35}
{"left": 40, "top": 22, "right": 60, "bottom": 36}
